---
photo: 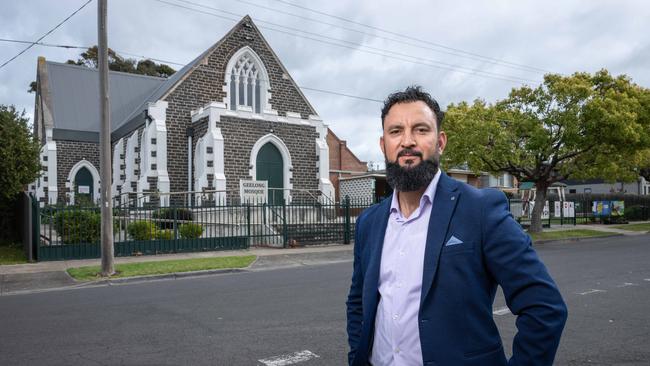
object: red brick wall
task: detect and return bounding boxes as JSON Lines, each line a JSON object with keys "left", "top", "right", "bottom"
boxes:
{"left": 327, "top": 129, "right": 367, "bottom": 201}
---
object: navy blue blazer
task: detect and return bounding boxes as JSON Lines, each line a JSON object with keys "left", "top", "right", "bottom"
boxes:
{"left": 346, "top": 173, "right": 567, "bottom": 366}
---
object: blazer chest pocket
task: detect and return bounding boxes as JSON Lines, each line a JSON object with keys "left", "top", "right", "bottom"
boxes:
{"left": 441, "top": 241, "right": 475, "bottom": 255}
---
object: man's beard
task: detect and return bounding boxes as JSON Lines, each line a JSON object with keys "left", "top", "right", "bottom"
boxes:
{"left": 385, "top": 148, "right": 440, "bottom": 192}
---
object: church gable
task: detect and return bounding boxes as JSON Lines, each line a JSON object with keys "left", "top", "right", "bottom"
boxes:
{"left": 162, "top": 15, "right": 316, "bottom": 119}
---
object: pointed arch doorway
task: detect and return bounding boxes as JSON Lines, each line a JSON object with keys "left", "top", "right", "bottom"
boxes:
{"left": 256, "top": 142, "right": 284, "bottom": 204}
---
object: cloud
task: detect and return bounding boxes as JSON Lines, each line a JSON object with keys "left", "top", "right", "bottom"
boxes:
{"left": 1, "top": 0, "right": 649, "bottom": 164}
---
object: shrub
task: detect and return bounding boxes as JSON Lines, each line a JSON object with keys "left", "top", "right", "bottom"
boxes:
{"left": 625, "top": 205, "right": 649, "bottom": 221}
{"left": 127, "top": 221, "right": 156, "bottom": 240}
{"left": 152, "top": 208, "right": 193, "bottom": 229}
{"left": 155, "top": 229, "right": 174, "bottom": 240}
{"left": 54, "top": 209, "right": 101, "bottom": 244}
{"left": 179, "top": 223, "right": 203, "bottom": 239}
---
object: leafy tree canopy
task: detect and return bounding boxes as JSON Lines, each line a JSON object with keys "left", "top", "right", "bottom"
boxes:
{"left": 0, "top": 105, "right": 41, "bottom": 201}
{"left": 443, "top": 70, "right": 650, "bottom": 231}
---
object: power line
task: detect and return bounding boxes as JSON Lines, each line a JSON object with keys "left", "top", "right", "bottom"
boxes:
{"left": 0, "top": 0, "right": 93, "bottom": 70}
{"left": 171, "top": 0, "right": 538, "bottom": 83}
{"left": 234, "top": 0, "right": 548, "bottom": 75}
{"left": 299, "top": 86, "right": 383, "bottom": 103}
{"left": 156, "top": 0, "right": 540, "bottom": 84}
{"left": 0, "top": 38, "right": 384, "bottom": 104}
{"left": 266, "top": 0, "right": 553, "bottom": 74}
{"left": 0, "top": 38, "right": 187, "bottom": 67}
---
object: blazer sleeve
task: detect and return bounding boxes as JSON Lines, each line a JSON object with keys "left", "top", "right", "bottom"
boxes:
{"left": 481, "top": 190, "right": 568, "bottom": 366}
{"left": 346, "top": 214, "right": 366, "bottom": 366}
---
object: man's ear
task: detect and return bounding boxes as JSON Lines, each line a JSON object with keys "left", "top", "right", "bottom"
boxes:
{"left": 380, "top": 136, "right": 385, "bottom": 156}
{"left": 438, "top": 131, "right": 448, "bottom": 154}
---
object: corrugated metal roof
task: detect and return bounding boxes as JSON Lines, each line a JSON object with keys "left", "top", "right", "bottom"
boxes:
{"left": 46, "top": 61, "right": 165, "bottom": 133}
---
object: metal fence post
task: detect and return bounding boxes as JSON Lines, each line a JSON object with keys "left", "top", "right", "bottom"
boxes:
{"left": 282, "top": 199, "right": 288, "bottom": 248}
{"left": 246, "top": 204, "right": 251, "bottom": 240}
{"left": 31, "top": 195, "right": 40, "bottom": 261}
{"left": 344, "top": 196, "right": 351, "bottom": 244}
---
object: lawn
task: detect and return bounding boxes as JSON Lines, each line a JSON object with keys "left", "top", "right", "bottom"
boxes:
{"left": 611, "top": 223, "right": 650, "bottom": 232}
{"left": 0, "top": 243, "right": 28, "bottom": 265}
{"left": 528, "top": 229, "right": 614, "bottom": 242}
{"left": 67, "top": 255, "right": 257, "bottom": 281}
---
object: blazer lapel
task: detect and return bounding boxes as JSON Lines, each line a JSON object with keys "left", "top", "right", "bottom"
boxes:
{"left": 421, "top": 173, "right": 460, "bottom": 306}
{"left": 364, "top": 196, "right": 392, "bottom": 306}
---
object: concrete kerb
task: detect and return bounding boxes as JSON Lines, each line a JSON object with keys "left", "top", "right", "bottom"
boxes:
{"left": 0, "top": 244, "right": 354, "bottom": 295}
{"left": 532, "top": 233, "right": 625, "bottom": 245}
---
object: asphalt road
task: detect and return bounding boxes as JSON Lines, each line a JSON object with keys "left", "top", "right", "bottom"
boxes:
{"left": 1, "top": 235, "right": 649, "bottom": 365}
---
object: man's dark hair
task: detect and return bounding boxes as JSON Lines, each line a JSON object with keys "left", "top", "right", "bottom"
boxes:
{"left": 381, "top": 85, "right": 444, "bottom": 131}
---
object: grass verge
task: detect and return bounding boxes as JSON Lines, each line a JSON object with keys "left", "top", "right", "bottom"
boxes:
{"left": 0, "top": 243, "right": 28, "bottom": 265}
{"left": 611, "top": 223, "right": 650, "bottom": 232}
{"left": 67, "top": 255, "right": 256, "bottom": 281}
{"left": 529, "top": 229, "right": 614, "bottom": 242}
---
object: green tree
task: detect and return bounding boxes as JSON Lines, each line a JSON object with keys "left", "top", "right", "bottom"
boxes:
{"left": 443, "top": 70, "right": 650, "bottom": 232}
{"left": 0, "top": 105, "right": 41, "bottom": 241}
{"left": 29, "top": 46, "right": 176, "bottom": 92}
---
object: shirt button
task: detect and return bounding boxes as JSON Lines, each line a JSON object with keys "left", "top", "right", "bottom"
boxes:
{"left": 399, "top": 251, "right": 405, "bottom": 256}
{"left": 395, "top": 348, "right": 401, "bottom": 354}
{"left": 397, "top": 282, "right": 403, "bottom": 288}
{"left": 393, "top": 314, "right": 399, "bottom": 320}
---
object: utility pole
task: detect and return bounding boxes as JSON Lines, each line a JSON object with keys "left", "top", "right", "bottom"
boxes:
{"left": 98, "top": 0, "right": 114, "bottom": 276}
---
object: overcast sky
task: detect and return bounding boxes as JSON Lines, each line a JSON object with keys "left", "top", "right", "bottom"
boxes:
{"left": 1, "top": 0, "right": 649, "bottom": 165}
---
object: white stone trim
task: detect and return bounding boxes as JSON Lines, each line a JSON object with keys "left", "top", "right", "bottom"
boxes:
{"left": 111, "top": 138, "right": 124, "bottom": 204}
{"left": 193, "top": 118, "right": 227, "bottom": 206}
{"left": 66, "top": 159, "right": 100, "bottom": 205}
{"left": 121, "top": 131, "right": 139, "bottom": 199}
{"left": 34, "top": 128, "right": 58, "bottom": 205}
{"left": 191, "top": 102, "right": 323, "bottom": 129}
{"left": 223, "top": 46, "right": 275, "bottom": 115}
{"left": 249, "top": 133, "right": 293, "bottom": 204}
{"left": 137, "top": 100, "right": 170, "bottom": 206}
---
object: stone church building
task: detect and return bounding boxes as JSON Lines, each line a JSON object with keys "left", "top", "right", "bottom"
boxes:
{"left": 31, "top": 16, "right": 366, "bottom": 207}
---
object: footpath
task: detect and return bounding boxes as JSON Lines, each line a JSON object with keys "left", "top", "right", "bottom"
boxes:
{"left": 0, "top": 245, "right": 353, "bottom": 296}
{"left": 1, "top": 223, "right": 647, "bottom": 296}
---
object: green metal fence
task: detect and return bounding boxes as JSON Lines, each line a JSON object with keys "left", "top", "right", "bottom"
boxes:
{"left": 33, "top": 195, "right": 374, "bottom": 261}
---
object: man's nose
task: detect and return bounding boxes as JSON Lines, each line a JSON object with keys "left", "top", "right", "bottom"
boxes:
{"left": 401, "top": 131, "right": 416, "bottom": 147}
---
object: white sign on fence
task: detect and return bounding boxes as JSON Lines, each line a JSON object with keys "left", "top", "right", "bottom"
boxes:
{"left": 240, "top": 180, "right": 268, "bottom": 203}
{"left": 78, "top": 185, "right": 90, "bottom": 194}
{"left": 554, "top": 202, "right": 561, "bottom": 217}
{"left": 530, "top": 201, "right": 550, "bottom": 219}
{"left": 563, "top": 202, "right": 575, "bottom": 218}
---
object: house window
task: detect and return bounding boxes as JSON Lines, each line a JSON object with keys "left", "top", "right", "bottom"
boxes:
{"left": 229, "top": 51, "right": 264, "bottom": 113}
{"left": 151, "top": 138, "right": 157, "bottom": 145}
{"left": 151, "top": 151, "right": 157, "bottom": 157}
{"left": 569, "top": 189, "right": 576, "bottom": 194}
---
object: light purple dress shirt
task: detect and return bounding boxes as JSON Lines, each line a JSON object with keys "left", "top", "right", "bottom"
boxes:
{"left": 370, "top": 170, "right": 441, "bottom": 366}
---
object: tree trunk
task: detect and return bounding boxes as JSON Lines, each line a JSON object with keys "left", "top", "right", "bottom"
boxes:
{"left": 529, "top": 182, "right": 549, "bottom": 233}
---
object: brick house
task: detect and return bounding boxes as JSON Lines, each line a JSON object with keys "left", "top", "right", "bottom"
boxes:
{"left": 327, "top": 128, "right": 368, "bottom": 202}
{"left": 31, "top": 16, "right": 366, "bottom": 207}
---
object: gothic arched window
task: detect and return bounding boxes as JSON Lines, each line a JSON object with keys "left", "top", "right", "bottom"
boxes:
{"left": 228, "top": 50, "right": 266, "bottom": 113}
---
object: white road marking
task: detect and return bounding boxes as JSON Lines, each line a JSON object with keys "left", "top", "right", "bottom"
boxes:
{"left": 644, "top": 279, "right": 650, "bottom": 282}
{"left": 577, "top": 289, "right": 606, "bottom": 295}
{"left": 493, "top": 306, "right": 511, "bottom": 316}
{"left": 258, "top": 350, "right": 320, "bottom": 366}
{"left": 616, "top": 282, "right": 638, "bottom": 287}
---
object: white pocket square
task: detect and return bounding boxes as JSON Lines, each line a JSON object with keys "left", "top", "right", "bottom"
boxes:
{"left": 445, "top": 235, "right": 463, "bottom": 246}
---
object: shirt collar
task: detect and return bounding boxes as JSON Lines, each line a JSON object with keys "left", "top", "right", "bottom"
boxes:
{"left": 390, "top": 169, "right": 442, "bottom": 215}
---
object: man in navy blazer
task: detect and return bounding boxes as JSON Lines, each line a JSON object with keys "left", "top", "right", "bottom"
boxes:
{"left": 346, "top": 86, "right": 567, "bottom": 366}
